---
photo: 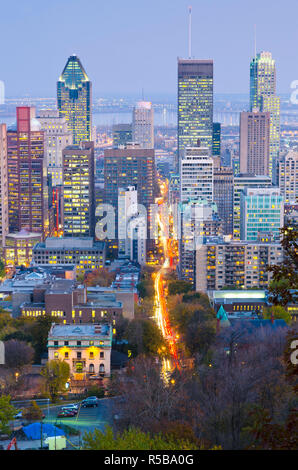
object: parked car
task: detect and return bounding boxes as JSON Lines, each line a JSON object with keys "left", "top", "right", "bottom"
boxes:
{"left": 61, "top": 405, "right": 78, "bottom": 415}
{"left": 81, "top": 397, "right": 98, "bottom": 408}
{"left": 57, "top": 410, "right": 76, "bottom": 418}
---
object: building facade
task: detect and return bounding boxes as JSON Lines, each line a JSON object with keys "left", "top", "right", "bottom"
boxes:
{"left": 0, "top": 124, "right": 8, "bottom": 249}
{"left": 7, "top": 107, "right": 50, "bottom": 239}
{"left": 213, "top": 167, "right": 234, "bottom": 236}
{"left": 240, "top": 110, "right": 270, "bottom": 176}
{"left": 180, "top": 146, "right": 213, "bottom": 204}
{"left": 177, "top": 59, "right": 213, "bottom": 167}
{"left": 240, "top": 187, "right": 284, "bottom": 242}
{"left": 57, "top": 55, "right": 92, "bottom": 145}
{"left": 37, "top": 109, "right": 72, "bottom": 186}
{"left": 62, "top": 142, "right": 95, "bottom": 237}
{"left": 113, "top": 124, "right": 132, "bottom": 148}
{"left": 47, "top": 323, "right": 112, "bottom": 378}
{"left": 279, "top": 150, "right": 298, "bottom": 204}
{"left": 132, "top": 101, "right": 154, "bottom": 149}
{"left": 195, "top": 237, "right": 283, "bottom": 292}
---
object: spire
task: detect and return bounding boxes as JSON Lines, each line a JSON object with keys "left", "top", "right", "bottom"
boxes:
{"left": 58, "top": 55, "right": 89, "bottom": 88}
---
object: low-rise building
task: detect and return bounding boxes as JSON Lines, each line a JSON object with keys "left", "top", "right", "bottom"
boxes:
{"left": 47, "top": 323, "right": 112, "bottom": 380}
{"left": 32, "top": 237, "right": 106, "bottom": 272}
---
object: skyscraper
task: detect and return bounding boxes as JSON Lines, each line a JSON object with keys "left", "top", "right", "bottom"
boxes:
{"left": 240, "top": 187, "right": 284, "bottom": 242}
{"left": 37, "top": 110, "right": 72, "bottom": 186}
{"left": 240, "top": 109, "right": 270, "bottom": 176}
{"left": 233, "top": 174, "right": 272, "bottom": 240}
{"left": 62, "top": 142, "right": 95, "bottom": 237}
{"left": 0, "top": 124, "right": 8, "bottom": 248}
{"left": 177, "top": 59, "right": 213, "bottom": 168}
{"left": 213, "top": 167, "right": 234, "bottom": 236}
{"left": 250, "top": 52, "right": 280, "bottom": 182}
{"left": 7, "top": 107, "right": 50, "bottom": 237}
{"left": 180, "top": 146, "right": 213, "bottom": 204}
{"left": 132, "top": 101, "right": 154, "bottom": 148}
{"left": 57, "top": 54, "right": 92, "bottom": 145}
{"left": 113, "top": 124, "right": 132, "bottom": 148}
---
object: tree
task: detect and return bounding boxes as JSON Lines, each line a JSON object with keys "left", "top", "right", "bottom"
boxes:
{"left": 268, "top": 223, "right": 298, "bottom": 306}
{"left": 29, "top": 315, "right": 53, "bottom": 363}
{"left": 4, "top": 339, "right": 34, "bottom": 370}
{"left": 83, "top": 425, "right": 198, "bottom": 450}
{"left": 0, "top": 259, "right": 6, "bottom": 279}
{"left": 0, "top": 395, "right": 17, "bottom": 435}
{"left": 84, "top": 268, "right": 115, "bottom": 287}
{"left": 168, "top": 280, "right": 192, "bottom": 296}
{"left": 122, "top": 319, "right": 167, "bottom": 357}
{"left": 263, "top": 306, "right": 292, "bottom": 324}
{"left": 23, "top": 401, "right": 43, "bottom": 422}
{"left": 41, "top": 359, "right": 70, "bottom": 400}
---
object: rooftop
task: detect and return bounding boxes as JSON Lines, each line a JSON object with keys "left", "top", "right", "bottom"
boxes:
{"left": 48, "top": 323, "right": 111, "bottom": 338}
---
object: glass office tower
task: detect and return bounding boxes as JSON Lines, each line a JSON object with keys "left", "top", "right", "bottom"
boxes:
{"left": 57, "top": 55, "right": 92, "bottom": 145}
{"left": 177, "top": 59, "right": 213, "bottom": 169}
{"left": 249, "top": 52, "right": 280, "bottom": 183}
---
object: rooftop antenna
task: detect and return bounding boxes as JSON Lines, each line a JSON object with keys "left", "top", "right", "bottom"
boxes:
{"left": 254, "top": 24, "right": 257, "bottom": 59}
{"left": 188, "top": 6, "right": 192, "bottom": 59}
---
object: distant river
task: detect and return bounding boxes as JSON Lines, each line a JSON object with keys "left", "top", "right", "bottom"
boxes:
{"left": 0, "top": 109, "right": 177, "bottom": 128}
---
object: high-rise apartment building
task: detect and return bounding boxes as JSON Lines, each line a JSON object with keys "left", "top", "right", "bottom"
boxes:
{"left": 62, "top": 142, "right": 95, "bottom": 237}
{"left": 113, "top": 124, "right": 132, "bottom": 148}
{"left": 240, "top": 110, "right": 270, "bottom": 176}
{"left": 132, "top": 101, "right": 154, "bottom": 149}
{"left": 233, "top": 174, "right": 272, "bottom": 240}
{"left": 7, "top": 107, "right": 50, "bottom": 238}
{"left": 177, "top": 59, "right": 213, "bottom": 167}
{"left": 279, "top": 150, "right": 298, "bottom": 204}
{"left": 196, "top": 237, "right": 283, "bottom": 292}
{"left": 37, "top": 110, "right": 72, "bottom": 186}
{"left": 240, "top": 187, "right": 284, "bottom": 242}
{"left": 213, "top": 167, "right": 234, "bottom": 235}
{"left": 0, "top": 124, "right": 8, "bottom": 248}
{"left": 57, "top": 54, "right": 92, "bottom": 145}
{"left": 180, "top": 146, "right": 213, "bottom": 204}
{"left": 250, "top": 51, "right": 280, "bottom": 183}
{"left": 118, "top": 186, "right": 138, "bottom": 258}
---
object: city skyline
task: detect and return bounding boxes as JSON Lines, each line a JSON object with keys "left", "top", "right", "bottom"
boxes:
{"left": 1, "top": 0, "right": 298, "bottom": 97}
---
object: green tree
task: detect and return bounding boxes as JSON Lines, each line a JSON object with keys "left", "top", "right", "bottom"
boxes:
{"left": 0, "top": 395, "right": 17, "bottom": 434}
{"left": 263, "top": 306, "right": 292, "bottom": 324}
{"left": 123, "top": 319, "right": 167, "bottom": 357}
{"left": 83, "top": 425, "right": 197, "bottom": 450}
{"left": 23, "top": 401, "right": 43, "bottom": 422}
{"left": 268, "top": 223, "right": 298, "bottom": 306}
{"left": 41, "top": 359, "right": 70, "bottom": 400}
{"left": 168, "top": 280, "right": 193, "bottom": 296}
{"left": 0, "top": 259, "right": 6, "bottom": 279}
{"left": 29, "top": 315, "right": 53, "bottom": 362}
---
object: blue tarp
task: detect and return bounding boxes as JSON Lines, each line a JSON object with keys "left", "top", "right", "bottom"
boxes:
{"left": 23, "top": 423, "right": 65, "bottom": 440}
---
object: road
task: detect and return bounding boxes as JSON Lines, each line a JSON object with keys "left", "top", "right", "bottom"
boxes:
{"left": 154, "top": 193, "right": 180, "bottom": 378}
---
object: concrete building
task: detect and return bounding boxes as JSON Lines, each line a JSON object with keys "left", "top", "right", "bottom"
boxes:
{"left": 213, "top": 167, "right": 234, "bottom": 235}
{"left": 32, "top": 237, "right": 105, "bottom": 272}
{"left": 0, "top": 124, "right": 8, "bottom": 249}
{"left": 177, "top": 59, "right": 213, "bottom": 169}
{"left": 7, "top": 107, "right": 50, "bottom": 239}
{"left": 47, "top": 323, "right": 112, "bottom": 379}
{"left": 180, "top": 146, "right": 213, "bottom": 204}
{"left": 113, "top": 124, "right": 132, "bottom": 148}
{"left": 279, "top": 150, "right": 298, "bottom": 204}
{"left": 37, "top": 109, "right": 72, "bottom": 186}
{"left": 57, "top": 55, "right": 92, "bottom": 145}
{"left": 132, "top": 101, "right": 154, "bottom": 149}
{"left": 62, "top": 142, "right": 95, "bottom": 237}
{"left": 240, "top": 187, "right": 284, "bottom": 242}
{"left": 118, "top": 186, "right": 138, "bottom": 258}
{"left": 233, "top": 174, "right": 272, "bottom": 240}
{"left": 240, "top": 109, "right": 270, "bottom": 176}
{"left": 195, "top": 237, "right": 283, "bottom": 292}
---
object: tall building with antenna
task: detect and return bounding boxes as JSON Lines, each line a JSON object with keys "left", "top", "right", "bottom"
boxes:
{"left": 177, "top": 8, "right": 213, "bottom": 169}
{"left": 249, "top": 51, "right": 280, "bottom": 183}
{"left": 57, "top": 54, "right": 92, "bottom": 145}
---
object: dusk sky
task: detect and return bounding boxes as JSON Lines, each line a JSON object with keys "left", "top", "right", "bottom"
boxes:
{"left": 1, "top": 0, "right": 297, "bottom": 98}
